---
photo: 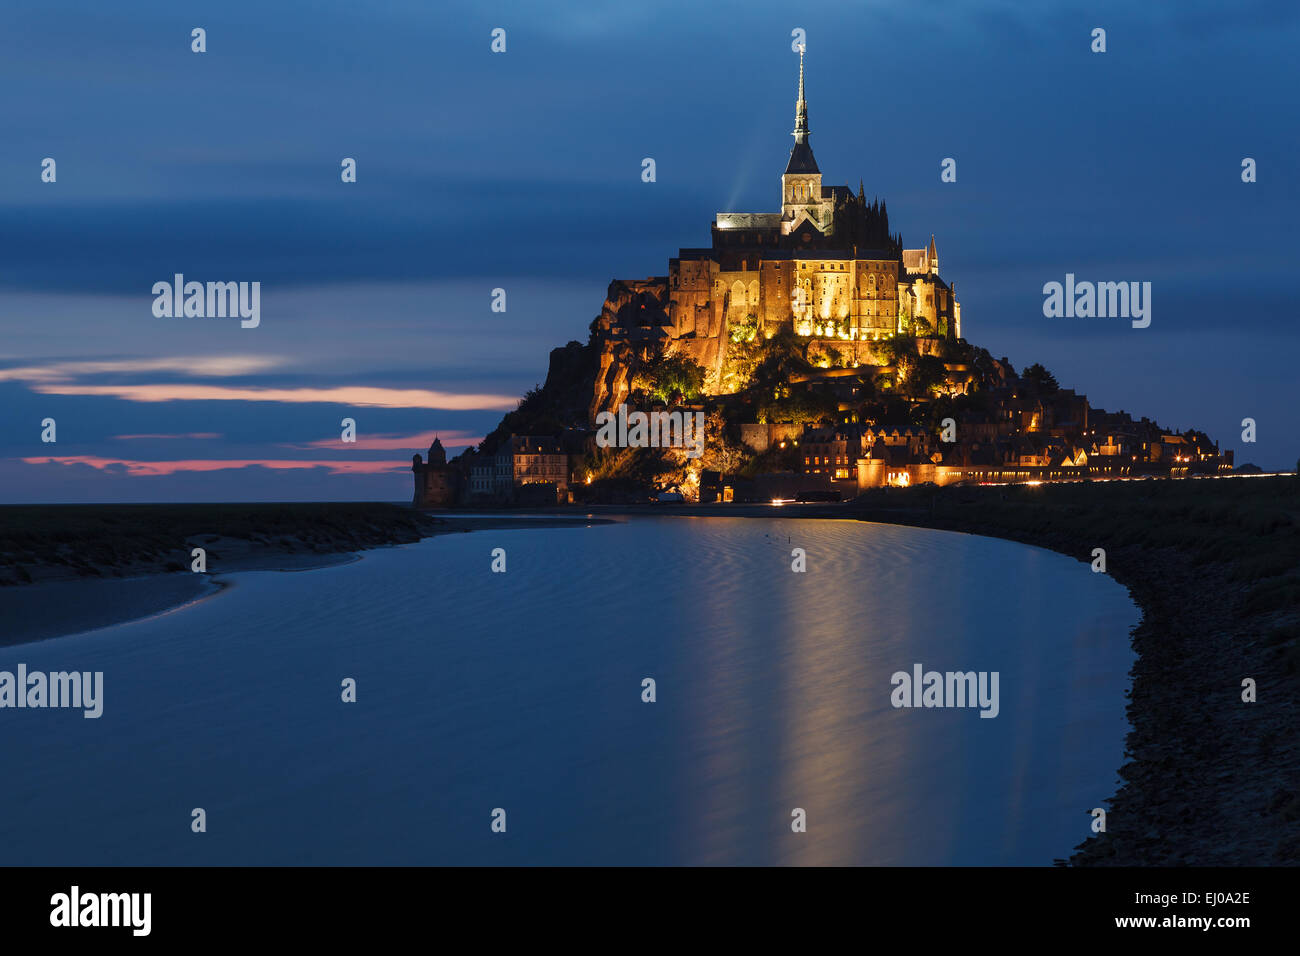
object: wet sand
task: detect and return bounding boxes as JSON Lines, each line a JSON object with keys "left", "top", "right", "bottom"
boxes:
{"left": 0, "top": 512, "right": 612, "bottom": 646}
{"left": 0, "top": 552, "right": 361, "bottom": 647}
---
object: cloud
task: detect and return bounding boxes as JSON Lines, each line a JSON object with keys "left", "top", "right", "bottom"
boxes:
{"left": 30, "top": 383, "right": 518, "bottom": 410}
{"left": 0, "top": 355, "right": 281, "bottom": 383}
{"left": 22, "top": 456, "right": 409, "bottom": 477}
{"left": 289, "top": 429, "right": 482, "bottom": 451}
{"left": 112, "top": 432, "right": 223, "bottom": 440}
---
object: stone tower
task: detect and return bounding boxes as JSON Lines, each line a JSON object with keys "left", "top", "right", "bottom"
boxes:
{"left": 412, "top": 435, "right": 457, "bottom": 507}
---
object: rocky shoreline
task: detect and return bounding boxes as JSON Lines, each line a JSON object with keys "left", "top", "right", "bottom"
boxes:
{"left": 0, "top": 502, "right": 445, "bottom": 587}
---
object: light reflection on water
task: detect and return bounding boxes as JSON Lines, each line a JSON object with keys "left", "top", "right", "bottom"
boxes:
{"left": 0, "top": 517, "right": 1136, "bottom": 865}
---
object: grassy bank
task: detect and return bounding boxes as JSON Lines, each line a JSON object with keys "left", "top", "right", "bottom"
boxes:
{"left": 848, "top": 476, "right": 1299, "bottom": 864}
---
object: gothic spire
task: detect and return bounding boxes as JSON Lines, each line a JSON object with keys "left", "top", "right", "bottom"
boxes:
{"left": 782, "top": 45, "right": 819, "bottom": 176}
{"left": 793, "top": 45, "right": 809, "bottom": 144}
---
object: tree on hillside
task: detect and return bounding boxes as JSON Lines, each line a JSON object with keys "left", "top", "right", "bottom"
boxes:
{"left": 1021, "top": 363, "right": 1060, "bottom": 394}
{"left": 481, "top": 384, "right": 565, "bottom": 453}
{"left": 882, "top": 332, "right": 918, "bottom": 367}
{"left": 699, "top": 410, "right": 750, "bottom": 476}
{"left": 758, "top": 387, "right": 838, "bottom": 425}
{"left": 728, "top": 313, "right": 759, "bottom": 344}
{"left": 648, "top": 355, "right": 706, "bottom": 403}
{"left": 747, "top": 327, "right": 810, "bottom": 393}
{"left": 906, "top": 354, "right": 949, "bottom": 398}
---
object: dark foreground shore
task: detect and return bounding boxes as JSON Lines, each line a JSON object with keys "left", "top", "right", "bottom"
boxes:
{"left": 0, "top": 502, "right": 443, "bottom": 586}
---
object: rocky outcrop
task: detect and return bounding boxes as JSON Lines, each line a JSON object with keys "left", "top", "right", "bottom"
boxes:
{"left": 587, "top": 278, "right": 674, "bottom": 417}
{"left": 598, "top": 278, "right": 671, "bottom": 331}
{"left": 590, "top": 340, "right": 635, "bottom": 420}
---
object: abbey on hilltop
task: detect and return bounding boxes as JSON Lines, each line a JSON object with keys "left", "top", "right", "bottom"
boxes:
{"left": 412, "top": 49, "right": 1235, "bottom": 508}
{"left": 591, "top": 47, "right": 960, "bottom": 398}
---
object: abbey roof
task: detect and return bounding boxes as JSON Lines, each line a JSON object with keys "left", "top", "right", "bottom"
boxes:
{"left": 784, "top": 141, "right": 820, "bottom": 175}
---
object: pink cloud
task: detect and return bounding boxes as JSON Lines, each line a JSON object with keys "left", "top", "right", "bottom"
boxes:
{"left": 0, "top": 355, "right": 280, "bottom": 383}
{"left": 33, "top": 383, "right": 518, "bottom": 410}
{"left": 21, "top": 456, "right": 409, "bottom": 477}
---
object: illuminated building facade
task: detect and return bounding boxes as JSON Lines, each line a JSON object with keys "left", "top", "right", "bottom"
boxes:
{"left": 599, "top": 48, "right": 962, "bottom": 393}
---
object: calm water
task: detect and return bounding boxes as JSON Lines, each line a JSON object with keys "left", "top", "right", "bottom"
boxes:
{"left": 0, "top": 517, "right": 1137, "bottom": 865}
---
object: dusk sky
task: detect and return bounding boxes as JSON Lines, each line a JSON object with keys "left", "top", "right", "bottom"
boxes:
{"left": 2, "top": 0, "right": 1297, "bottom": 502}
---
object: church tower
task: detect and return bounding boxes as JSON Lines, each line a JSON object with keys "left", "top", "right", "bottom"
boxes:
{"left": 781, "top": 46, "right": 824, "bottom": 233}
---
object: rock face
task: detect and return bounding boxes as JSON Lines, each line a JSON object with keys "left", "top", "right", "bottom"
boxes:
{"left": 541, "top": 339, "right": 601, "bottom": 425}
{"left": 587, "top": 275, "right": 750, "bottom": 411}
{"left": 588, "top": 278, "right": 674, "bottom": 418}
{"left": 590, "top": 339, "right": 635, "bottom": 421}
{"left": 492, "top": 274, "right": 719, "bottom": 432}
